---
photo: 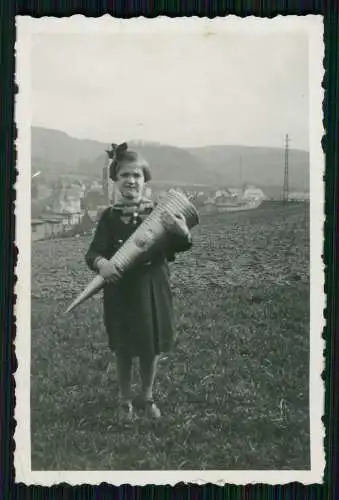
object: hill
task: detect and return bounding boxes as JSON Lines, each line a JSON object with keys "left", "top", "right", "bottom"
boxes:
{"left": 31, "top": 204, "right": 310, "bottom": 470}
{"left": 75, "top": 144, "right": 214, "bottom": 186}
{"left": 31, "top": 127, "right": 309, "bottom": 190}
{"left": 31, "top": 127, "right": 212, "bottom": 185}
{"left": 31, "top": 127, "right": 105, "bottom": 166}
{"left": 188, "top": 145, "right": 309, "bottom": 191}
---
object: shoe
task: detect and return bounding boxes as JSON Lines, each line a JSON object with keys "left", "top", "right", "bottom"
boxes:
{"left": 118, "top": 401, "right": 134, "bottom": 422}
{"left": 144, "top": 399, "right": 162, "bottom": 419}
{"left": 132, "top": 396, "right": 162, "bottom": 419}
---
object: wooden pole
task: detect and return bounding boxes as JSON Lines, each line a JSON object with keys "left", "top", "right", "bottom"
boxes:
{"left": 283, "top": 134, "right": 289, "bottom": 205}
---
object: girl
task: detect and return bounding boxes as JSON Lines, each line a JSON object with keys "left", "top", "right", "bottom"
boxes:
{"left": 85, "top": 143, "right": 193, "bottom": 420}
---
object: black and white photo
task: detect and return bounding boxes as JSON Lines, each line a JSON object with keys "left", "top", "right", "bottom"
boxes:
{"left": 14, "top": 15, "right": 325, "bottom": 485}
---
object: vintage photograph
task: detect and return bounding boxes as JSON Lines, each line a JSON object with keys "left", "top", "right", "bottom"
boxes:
{"left": 14, "top": 16, "right": 324, "bottom": 485}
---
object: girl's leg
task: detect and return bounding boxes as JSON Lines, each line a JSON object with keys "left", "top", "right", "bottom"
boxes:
{"left": 116, "top": 352, "right": 134, "bottom": 418}
{"left": 138, "top": 354, "right": 161, "bottom": 418}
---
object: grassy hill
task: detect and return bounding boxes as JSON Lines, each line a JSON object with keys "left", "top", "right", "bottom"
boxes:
{"left": 31, "top": 203, "right": 310, "bottom": 470}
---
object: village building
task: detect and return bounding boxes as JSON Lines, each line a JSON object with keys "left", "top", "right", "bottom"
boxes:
{"left": 242, "top": 185, "right": 266, "bottom": 201}
{"left": 214, "top": 189, "right": 231, "bottom": 199}
{"left": 288, "top": 192, "right": 309, "bottom": 202}
{"left": 199, "top": 184, "right": 267, "bottom": 214}
{"left": 214, "top": 192, "right": 236, "bottom": 205}
{"left": 44, "top": 217, "right": 65, "bottom": 236}
{"left": 31, "top": 217, "right": 64, "bottom": 241}
{"left": 41, "top": 210, "right": 81, "bottom": 227}
{"left": 31, "top": 219, "right": 47, "bottom": 242}
{"left": 228, "top": 188, "right": 243, "bottom": 198}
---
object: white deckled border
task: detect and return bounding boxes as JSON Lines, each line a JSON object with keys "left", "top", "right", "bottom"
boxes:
{"left": 14, "top": 14, "right": 325, "bottom": 486}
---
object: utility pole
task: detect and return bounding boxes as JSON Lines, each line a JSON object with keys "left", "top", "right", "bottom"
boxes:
{"left": 102, "top": 159, "right": 109, "bottom": 205}
{"left": 283, "top": 134, "right": 289, "bottom": 205}
{"left": 103, "top": 146, "right": 115, "bottom": 206}
{"left": 239, "top": 156, "right": 243, "bottom": 187}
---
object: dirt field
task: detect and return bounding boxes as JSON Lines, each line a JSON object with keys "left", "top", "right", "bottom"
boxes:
{"left": 31, "top": 202, "right": 310, "bottom": 470}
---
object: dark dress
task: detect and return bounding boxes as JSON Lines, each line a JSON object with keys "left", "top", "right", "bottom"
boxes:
{"left": 85, "top": 205, "right": 192, "bottom": 358}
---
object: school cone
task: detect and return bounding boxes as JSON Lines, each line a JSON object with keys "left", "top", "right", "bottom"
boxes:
{"left": 65, "top": 189, "right": 199, "bottom": 314}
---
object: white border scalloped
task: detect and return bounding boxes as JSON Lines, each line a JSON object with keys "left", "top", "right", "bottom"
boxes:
{"left": 14, "top": 14, "right": 325, "bottom": 486}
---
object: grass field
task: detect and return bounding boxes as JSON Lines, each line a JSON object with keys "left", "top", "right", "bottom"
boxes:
{"left": 31, "top": 202, "right": 310, "bottom": 470}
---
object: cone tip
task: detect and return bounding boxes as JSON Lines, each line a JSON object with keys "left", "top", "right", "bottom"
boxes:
{"left": 65, "top": 303, "right": 75, "bottom": 314}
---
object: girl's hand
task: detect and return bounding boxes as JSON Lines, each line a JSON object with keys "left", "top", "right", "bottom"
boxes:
{"left": 96, "top": 258, "right": 121, "bottom": 283}
{"left": 161, "top": 212, "right": 190, "bottom": 238}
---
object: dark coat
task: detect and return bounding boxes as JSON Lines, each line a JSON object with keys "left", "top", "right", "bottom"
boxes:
{"left": 85, "top": 206, "right": 192, "bottom": 358}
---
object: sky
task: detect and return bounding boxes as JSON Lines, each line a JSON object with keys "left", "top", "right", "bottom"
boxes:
{"left": 31, "top": 31, "right": 309, "bottom": 150}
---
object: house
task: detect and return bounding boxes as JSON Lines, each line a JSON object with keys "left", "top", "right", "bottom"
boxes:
{"left": 243, "top": 186, "right": 266, "bottom": 201}
{"left": 215, "top": 189, "right": 231, "bottom": 199}
{"left": 64, "top": 211, "right": 82, "bottom": 226}
{"left": 66, "top": 210, "right": 96, "bottom": 237}
{"left": 43, "top": 218, "right": 64, "bottom": 237}
{"left": 60, "top": 196, "right": 81, "bottom": 214}
{"left": 215, "top": 193, "right": 236, "bottom": 205}
{"left": 40, "top": 211, "right": 81, "bottom": 228}
{"left": 31, "top": 218, "right": 64, "bottom": 241}
{"left": 31, "top": 219, "right": 47, "bottom": 241}
{"left": 228, "top": 188, "right": 243, "bottom": 198}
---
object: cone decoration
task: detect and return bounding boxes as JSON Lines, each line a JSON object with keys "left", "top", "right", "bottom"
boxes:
{"left": 65, "top": 189, "right": 199, "bottom": 314}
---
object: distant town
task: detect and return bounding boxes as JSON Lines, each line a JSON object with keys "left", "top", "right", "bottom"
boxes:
{"left": 31, "top": 163, "right": 309, "bottom": 242}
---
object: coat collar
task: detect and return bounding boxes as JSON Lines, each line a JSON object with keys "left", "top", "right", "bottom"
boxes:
{"left": 112, "top": 197, "right": 154, "bottom": 216}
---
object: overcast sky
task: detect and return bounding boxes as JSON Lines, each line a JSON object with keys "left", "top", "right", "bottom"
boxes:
{"left": 31, "top": 31, "right": 309, "bottom": 150}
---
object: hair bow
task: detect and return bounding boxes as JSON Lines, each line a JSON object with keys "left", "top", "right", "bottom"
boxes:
{"left": 105, "top": 142, "right": 128, "bottom": 160}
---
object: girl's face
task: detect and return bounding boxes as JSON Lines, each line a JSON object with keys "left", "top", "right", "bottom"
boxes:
{"left": 115, "top": 162, "right": 145, "bottom": 201}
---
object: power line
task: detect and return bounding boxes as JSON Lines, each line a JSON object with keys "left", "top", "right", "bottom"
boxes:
{"left": 283, "top": 134, "right": 290, "bottom": 205}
